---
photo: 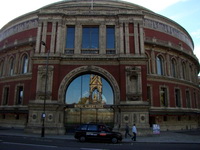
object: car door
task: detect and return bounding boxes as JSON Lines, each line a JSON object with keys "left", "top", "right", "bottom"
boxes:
{"left": 86, "top": 124, "right": 99, "bottom": 140}
{"left": 97, "top": 125, "right": 111, "bottom": 140}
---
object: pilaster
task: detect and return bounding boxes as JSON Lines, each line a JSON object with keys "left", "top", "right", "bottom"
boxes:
{"left": 99, "top": 24, "right": 106, "bottom": 54}
{"left": 74, "top": 24, "right": 82, "bottom": 54}
{"left": 41, "top": 22, "right": 47, "bottom": 53}
{"left": 50, "top": 22, "right": 57, "bottom": 53}
{"left": 125, "top": 23, "right": 130, "bottom": 54}
{"left": 119, "top": 23, "right": 124, "bottom": 54}
{"left": 134, "top": 23, "right": 139, "bottom": 54}
{"left": 35, "top": 22, "right": 42, "bottom": 53}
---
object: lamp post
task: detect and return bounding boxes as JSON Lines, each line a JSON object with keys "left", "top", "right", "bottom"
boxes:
{"left": 41, "top": 41, "right": 49, "bottom": 137}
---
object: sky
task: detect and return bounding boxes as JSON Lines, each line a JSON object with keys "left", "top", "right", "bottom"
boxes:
{"left": 0, "top": 0, "right": 200, "bottom": 61}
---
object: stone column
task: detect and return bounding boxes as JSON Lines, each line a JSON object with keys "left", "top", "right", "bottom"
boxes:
{"left": 139, "top": 23, "right": 145, "bottom": 54}
{"left": 50, "top": 22, "right": 57, "bottom": 53}
{"left": 134, "top": 23, "right": 139, "bottom": 54}
{"left": 119, "top": 23, "right": 124, "bottom": 54}
{"left": 99, "top": 24, "right": 106, "bottom": 54}
{"left": 35, "top": 22, "right": 42, "bottom": 53}
{"left": 41, "top": 22, "right": 47, "bottom": 53}
{"left": 56, "top": 21, "right": 62, "bottom": 53}
{"left": 115, "top": 24, "right": 120, "bottom": 54}
{"left": 74, "top": 24, "right": 82, "bottom": 54}
{"left": 125, "top": 23, "right": 130, "bottom": 54}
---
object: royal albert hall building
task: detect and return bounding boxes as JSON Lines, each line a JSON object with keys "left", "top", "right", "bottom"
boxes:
{"left": 0, "top": 0, "right": 200, "bottom": 135}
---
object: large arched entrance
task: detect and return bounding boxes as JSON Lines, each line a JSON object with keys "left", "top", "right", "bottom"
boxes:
{"left": 58, "top": 66, "right": 120, "bottom": 132}
{"left": 65, "top": 74, "right": 114, "bottom": 132}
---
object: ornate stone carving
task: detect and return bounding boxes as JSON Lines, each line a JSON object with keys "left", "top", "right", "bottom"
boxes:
{"left": 36, "top": 65, "right": 54, "bottom": 100}
{"left": 125, "top": 66, "right": 142, "bottom": 101}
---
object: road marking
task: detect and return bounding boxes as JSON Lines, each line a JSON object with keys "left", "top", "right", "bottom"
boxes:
{"left": 80, "top": 148, "right": 109, "bottom": 150}
{"left": 2, "top": 142, "right": 57, "bottom": 148}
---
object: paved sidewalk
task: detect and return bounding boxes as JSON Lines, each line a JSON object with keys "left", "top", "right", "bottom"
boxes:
{"left": 0, "top": 127, "right": 200, "bottom": 144}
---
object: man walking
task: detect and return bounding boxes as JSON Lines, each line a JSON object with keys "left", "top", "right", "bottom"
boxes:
{"left": 125, "top": 123, "right": 131, "bottom": 138}
{"left": 131, "top": 124, "right": 137, "bottom": 141}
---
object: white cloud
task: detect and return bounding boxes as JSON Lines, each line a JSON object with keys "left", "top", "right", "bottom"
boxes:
{"left": 194, "top": 44, "right": 200, "bottom": 61}
{"left": 0, "top": 0, "right": 60, "bottom": 29}
{"left": 169, "top": 7, "right": 200, "bottom": 21}
{"left": 0, "top": 0, "right": 188, "bottom": 29}
{"left": 191, "top": 29, "right": 200, "bottom": 39}
{"left": 125, "top": 0, "right": 188, "bottom": 12}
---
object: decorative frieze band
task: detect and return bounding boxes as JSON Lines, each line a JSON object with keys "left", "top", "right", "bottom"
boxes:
{"left": 0, "top": 18, "right": 38, "bottom": 42}
{"left": 144, "top": 18, "right": 193, "bottom": 50}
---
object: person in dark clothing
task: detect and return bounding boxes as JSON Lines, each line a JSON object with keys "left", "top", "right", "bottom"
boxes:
{"left": 125, "top": 123, "right": 132, "bottom": 138}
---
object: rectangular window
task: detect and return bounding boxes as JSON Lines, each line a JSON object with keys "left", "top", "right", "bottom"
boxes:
{"left": 82, "top": 26, "right": 99, "bottom": 54}
{"left": 160, "top": 87, "right": 168, "bottom": 107}
{"left": 106, "top": 26, "right": 115, "bottom": 54}
{"left": 65, "top": 26, "right": 75, "bottom": 54}
{"left": 16, "top": 86, "right": 23, "bottom": 105}
{"left": 175, "top": 89, "right": 181, "bottom": 107}
{"left": 147, "top": 86, "right": 151, "bottom": 105}
{"left": 3, "top": 87, "right": 9, "bottom": 105}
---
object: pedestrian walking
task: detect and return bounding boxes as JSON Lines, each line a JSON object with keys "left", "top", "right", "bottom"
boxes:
{"left": 125, "top": 123, "right": 132, "bottom": 138}
{"left": 131, "top": 124, "right": 137, "bottom": 141}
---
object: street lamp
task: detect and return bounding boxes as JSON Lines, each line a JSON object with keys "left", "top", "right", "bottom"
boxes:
{"left": 41, "top": 41, "right": 50, "bottom": 137}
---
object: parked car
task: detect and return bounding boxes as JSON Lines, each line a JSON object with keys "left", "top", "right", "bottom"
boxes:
{"left": 74, "top": 123, "right": 122, "bottom": 144}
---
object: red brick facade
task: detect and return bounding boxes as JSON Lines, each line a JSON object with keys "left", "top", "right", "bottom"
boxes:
{"left": 0, "top": 0, "right": 199, "bottom": 134}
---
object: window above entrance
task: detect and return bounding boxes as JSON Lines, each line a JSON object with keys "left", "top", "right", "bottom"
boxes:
{"left": 82, "top": 26, "right": 99, "bottom": 54}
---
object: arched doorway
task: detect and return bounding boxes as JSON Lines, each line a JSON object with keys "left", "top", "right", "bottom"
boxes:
{"left": 58, "top": 66, "right": 120, "bottom": 133}
{"left": 64, "top": 74, "right": 114, "bottom": 132}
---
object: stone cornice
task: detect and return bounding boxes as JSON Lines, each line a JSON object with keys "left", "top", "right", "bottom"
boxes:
{"left": 0, "top": 73, "right": 32, "bottom": 83}
{"left": 147, "top": 74, "right": 199, "bottom": 89}
{"left": 32, "top": 54, "right": 147, "bottom": 65}
{"left": 150, "top": 107, "right": 200, "bottom": 114}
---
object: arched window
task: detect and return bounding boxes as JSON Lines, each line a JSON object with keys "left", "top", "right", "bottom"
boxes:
{"left": 156, "top": 55, "right": 164, "bottom": 75}
{"left": 9, "top": 58, "right": 14, "bottom": 76}
{"left": 145, "top": 53, "right": 151, "bottom": 74}
{"left": 189, "top": 65, "right": 193, "bottom": 82}
{"left": 171, "top": 58, "right": 177, "bottom": 77}
{"left": 0, "top": 60, "right": 4, "bottom": 77}
{"left": 22, "top": 54, "right": 29, "bottom": 74}
{"left": 65, "top": 74, "right": 113, "bottom": 105}
{"left": 182, "top": 62, "right": 186, "bottom": 79}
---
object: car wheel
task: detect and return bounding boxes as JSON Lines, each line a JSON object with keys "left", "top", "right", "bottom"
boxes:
{"left": 111, "top": 137, "right": 118, "bottom": 144}
{"left": 79, "top": 136, "right": 86, "bottom": 142}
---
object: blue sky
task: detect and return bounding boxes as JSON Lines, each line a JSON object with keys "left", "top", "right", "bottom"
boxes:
{"left": 128, "top": 0, "right": 200, "bottom": 62}
{"left": 0, "top": 0, "right": 200, "bottom": 62}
